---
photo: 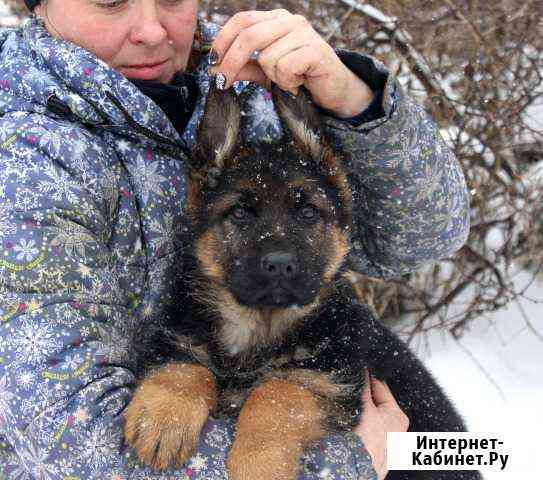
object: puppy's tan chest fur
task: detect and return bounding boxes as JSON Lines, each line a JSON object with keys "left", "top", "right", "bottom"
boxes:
{"left": 216, "top": 289, "right": 319, "bottom": 356}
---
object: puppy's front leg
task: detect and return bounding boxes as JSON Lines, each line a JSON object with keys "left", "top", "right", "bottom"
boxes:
{"left": 227, "top": 373, "right": 330, "bottom": 480}
{"left": 124, "top": 362, "right": 217, "bottom": 470}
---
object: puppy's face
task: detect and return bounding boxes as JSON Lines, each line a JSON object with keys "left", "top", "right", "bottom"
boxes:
{"left": 188, "top": 85, "right": 352, "bottom": 355}
{"left": 196, "top": 147, "right": 350, "bottom": 309}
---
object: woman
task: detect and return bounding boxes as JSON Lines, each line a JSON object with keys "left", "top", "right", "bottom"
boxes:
{"left": 0, "top": 1, "right": 468, "bottom": 478}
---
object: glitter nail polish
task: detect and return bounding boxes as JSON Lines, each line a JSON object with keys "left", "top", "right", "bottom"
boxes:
{"left": 216, "top": 73, "right": 227, "bottom": 90}
{"left": 209, "top": 49, "right": 220, "bottom": 65}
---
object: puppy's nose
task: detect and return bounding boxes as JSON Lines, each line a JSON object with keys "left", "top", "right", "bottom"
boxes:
{"left": 261, "top": 251, "right": 298, "bottom": 278}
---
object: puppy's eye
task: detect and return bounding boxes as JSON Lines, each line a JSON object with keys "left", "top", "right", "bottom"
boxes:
{"left": 231, "top": 205, "right": 250, "bottom": 222}
{"left": 299, "top": 204, "right": 319, "bottom": 221}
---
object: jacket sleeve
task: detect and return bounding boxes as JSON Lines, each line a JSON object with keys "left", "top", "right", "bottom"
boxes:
{"left": 0, "top": 115, "right": 378, "bottom": 479}
{"left": 323, "top": 51, "right": 470, "bottom": 279}
{"left": 300, "top": 433, "right": 378, "bottom": 480}
{"left": 0, "top": 115, "right": 236, "bottom": 479}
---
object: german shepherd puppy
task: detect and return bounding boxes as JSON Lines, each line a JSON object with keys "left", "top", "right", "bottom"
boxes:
{"left": 124, "top": 83, "right": 480, "bottom": 480}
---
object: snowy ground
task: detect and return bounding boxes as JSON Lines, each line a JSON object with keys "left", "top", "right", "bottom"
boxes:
{"left": 410, "top": 270, "right": 543, "bottom": 478}
{"left": 1, "top": 1, "right": 541, "bottom": 478}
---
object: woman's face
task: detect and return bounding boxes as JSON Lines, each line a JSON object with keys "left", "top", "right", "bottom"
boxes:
{"left": 36, "top": 0, "right": 199, "bottom": 83}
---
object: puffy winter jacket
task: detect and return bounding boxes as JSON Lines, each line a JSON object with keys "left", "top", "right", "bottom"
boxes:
{"left": 0, "top": 16, "right": 469, "bottom": 480}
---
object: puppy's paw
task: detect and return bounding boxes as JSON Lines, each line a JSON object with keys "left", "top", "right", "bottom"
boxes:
{"left": 228, "top": 439, "right": 302, "bottom": 480}
{"left": 227, "top": 377, "right": 326, "bottom": 480}
{"left": 124, "top": 363, "right": 217, "bottom": 470}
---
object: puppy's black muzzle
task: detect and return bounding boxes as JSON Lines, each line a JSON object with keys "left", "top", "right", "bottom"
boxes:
{"left": 260, "top": 251, "right": 298, "bottom": 279}
{"left": 231, "top": 249, "right": 319, "bottom": 309}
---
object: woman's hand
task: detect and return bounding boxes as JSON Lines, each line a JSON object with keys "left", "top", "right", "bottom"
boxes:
{"left": 208, "top": 9, "right": 374, "bottom": 118}
{"left": 354, "top": 370, "right": 410, "bottom": 480}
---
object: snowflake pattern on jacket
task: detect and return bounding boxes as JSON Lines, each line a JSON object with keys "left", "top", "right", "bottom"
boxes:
{"left": 0, "top": 15, "right": 469, "bottom": 480}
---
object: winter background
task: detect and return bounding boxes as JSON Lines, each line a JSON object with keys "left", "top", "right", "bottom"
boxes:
{"left": 1, "top": 1, "right": 541, "bottom": 478}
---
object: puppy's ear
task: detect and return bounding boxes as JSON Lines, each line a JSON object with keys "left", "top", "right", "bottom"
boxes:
{"left": 272, "top": 84, "right": 328, "bottom": 161}
{"left": 191, "top": 82, "right": 242, "bottom": 185}
{"left": 273, "top": 84, "right": 353, "bottom": 228}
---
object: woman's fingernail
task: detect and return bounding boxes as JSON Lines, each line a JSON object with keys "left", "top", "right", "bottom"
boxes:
{"left": 209, "top": 48, "right": 220, "bottom": 65}
{"left": 216, "top": 73, "right": 227, "bottom": 90}
{"left": 289, "top": 87, "right": 299, "bottom": 97}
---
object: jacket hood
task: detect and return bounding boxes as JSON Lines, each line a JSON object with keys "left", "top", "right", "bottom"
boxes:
{"left": 0, "top": 17, "right": 205, "bottom": 151}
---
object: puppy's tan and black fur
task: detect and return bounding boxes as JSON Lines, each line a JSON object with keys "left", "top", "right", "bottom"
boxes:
{"left": 124, "top": 84, "right": 480, "bottom": 480}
